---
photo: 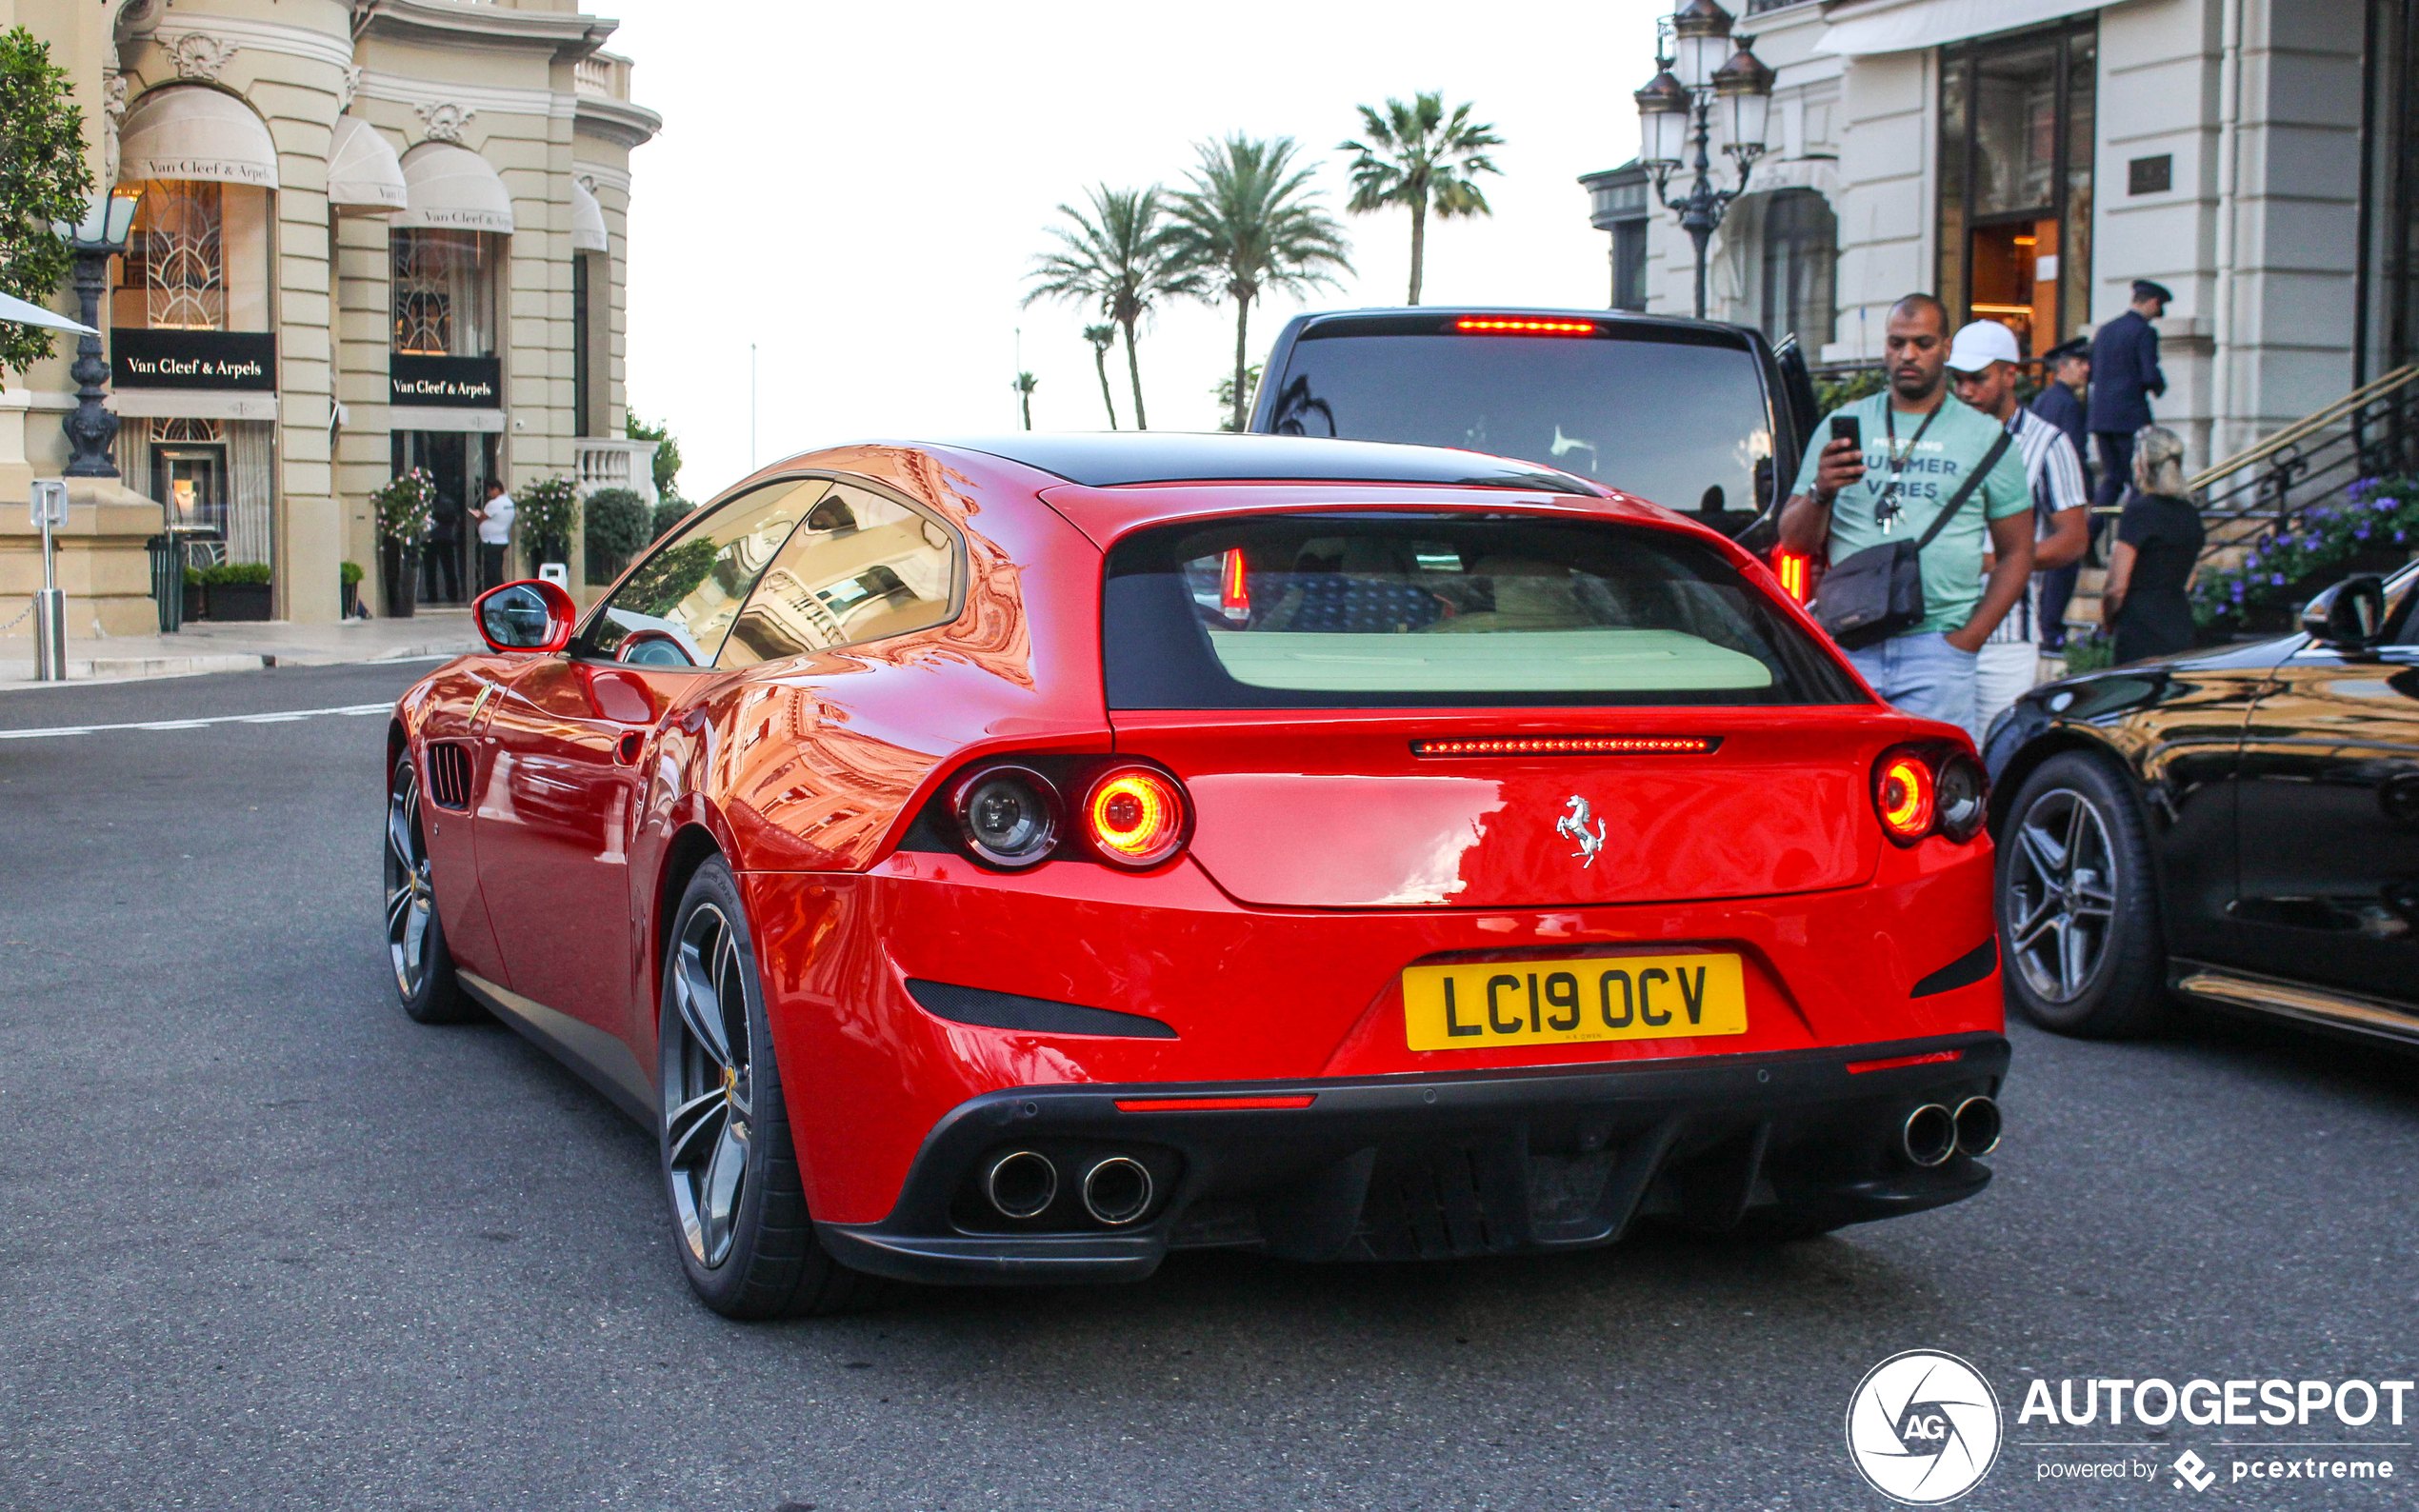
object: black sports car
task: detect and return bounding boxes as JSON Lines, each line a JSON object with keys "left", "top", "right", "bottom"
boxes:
{"left": 1984, "top": 562, "right": 2419, "bottom": 1043}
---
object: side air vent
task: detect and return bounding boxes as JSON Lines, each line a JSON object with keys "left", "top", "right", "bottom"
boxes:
{"left": 424, "top": 742, "right": 474, "bottom": 810}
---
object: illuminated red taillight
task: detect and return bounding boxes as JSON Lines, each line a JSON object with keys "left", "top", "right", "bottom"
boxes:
{"left": 1219, "top": 547, "right": 1250, "bottom": 624}
{"left": 1452, "top": 317, "right": 1596, "bottom": 337}
{"left": 1081, "top": 766, "right": 1190, "bottom": 867}
{"left": 1774, "top": 549, "right": 1811, "bottom": 604}
{"left": 1874, "top": 748, "right": 1937, "bottom": 846}
{"left": 1412, "top": 735, "right": 1719, "bottom": 757}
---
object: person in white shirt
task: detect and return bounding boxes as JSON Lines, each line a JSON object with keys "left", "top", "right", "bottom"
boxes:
{"left": 469, "top": 478, "right": 514, "bottom": 592}
{"left": 1945, "top": 320, "right": 2091, "bottom": 738}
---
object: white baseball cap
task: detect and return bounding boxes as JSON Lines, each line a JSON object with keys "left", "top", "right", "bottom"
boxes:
{"left": 1946, "top": 319, "right": 2023, "bottom": 374}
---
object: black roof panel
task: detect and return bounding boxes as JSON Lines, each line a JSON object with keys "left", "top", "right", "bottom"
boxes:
{"left": 942, "top": 433, "right": 1598, "bottom": 496}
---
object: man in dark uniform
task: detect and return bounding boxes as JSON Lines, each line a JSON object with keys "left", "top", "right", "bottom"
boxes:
{"left": 2087, "top": 279, "right": 2170, "bottom": 520}
{"left": 2030, "top": 336, "right": 2091, "bottom": 648}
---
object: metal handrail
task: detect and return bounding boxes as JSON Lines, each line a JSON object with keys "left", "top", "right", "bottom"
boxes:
{"left": 2188, "top": 364, "right": 2419, "bottom": 493}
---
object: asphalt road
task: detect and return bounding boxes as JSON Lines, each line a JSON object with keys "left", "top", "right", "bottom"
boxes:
{"left": 4, "top": 661, "right": 2415, "bottom": 1512}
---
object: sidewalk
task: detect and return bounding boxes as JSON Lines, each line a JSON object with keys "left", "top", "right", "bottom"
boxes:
{"left": 0, "top": 608, "right": 479, "bottom": 688}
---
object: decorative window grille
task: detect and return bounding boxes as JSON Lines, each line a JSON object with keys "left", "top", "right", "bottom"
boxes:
{"left": 391, "top": 229, "right": 492, "bottom": 356}
{"left": 126, "top": 181, "right": 226, "bottom": 330}
{"left": 156, "top": 417, "right": 224, "bottom": 443}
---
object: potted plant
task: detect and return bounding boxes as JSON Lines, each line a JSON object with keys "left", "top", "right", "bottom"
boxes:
{"left": 514, "top": 475, "right": 582, "bottom": 577}
{"left": 374, "top": 468, "right": 437, "bottom": 618}
{"left": 203, "top": 561, "right": 274, "bottom": 620}
{"left": 341, "top": 560, "right": 364, "bottom": 619}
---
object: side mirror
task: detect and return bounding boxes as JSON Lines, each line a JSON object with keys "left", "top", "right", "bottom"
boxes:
{"left": 473, "top": 578, "right": 577, "bottom": 654}
{"left": 2300, "top": 574, "right": 2388, "bottom": 651}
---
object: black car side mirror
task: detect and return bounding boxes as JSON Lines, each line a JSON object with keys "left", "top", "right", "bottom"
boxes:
{"left": 2300, "top": 574, "right": 2388, "bottom": 651}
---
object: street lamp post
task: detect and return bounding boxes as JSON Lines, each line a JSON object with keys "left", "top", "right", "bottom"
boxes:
{"left": 1634, "top": 0, "right": 1774, "bottom": 321}
{"left": 51, "top": 189, "right": 140, "bottom": 477}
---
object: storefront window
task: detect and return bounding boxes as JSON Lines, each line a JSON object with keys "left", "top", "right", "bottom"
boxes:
{"left": 1937, "top": 21, "right": 2096, "bottom": 358}
{"left": 390, "top": 229, "right": 495, "bottom": 356}
{"left": 113, "top": 180, "right": 271, "bottom": 331}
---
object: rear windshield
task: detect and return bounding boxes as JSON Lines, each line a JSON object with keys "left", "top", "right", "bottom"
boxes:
{"left": 1103, "top": 514, "right": 1862, "bottom": 709}
{"left": 1262, "top": 328, "right": 1773, "bottom": 528}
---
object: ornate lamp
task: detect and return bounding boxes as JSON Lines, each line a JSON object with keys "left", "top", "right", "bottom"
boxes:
{"left": 1633, "top": 62, "right": 1690, "bottom": 174}
{"left": 50, "top": 188, "right": 141, "bottom": 478}
{"left": 1633, "top": 6, "right": 1774, "bottom": 319}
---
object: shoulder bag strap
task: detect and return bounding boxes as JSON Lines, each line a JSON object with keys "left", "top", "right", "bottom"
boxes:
{"left": 1913, "top": 430, "right": 2014, "bottom": 551}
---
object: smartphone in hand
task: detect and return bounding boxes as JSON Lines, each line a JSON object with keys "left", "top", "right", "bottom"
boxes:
{"left": 1829, "top": 413, "right": 1862, "bottom": 453}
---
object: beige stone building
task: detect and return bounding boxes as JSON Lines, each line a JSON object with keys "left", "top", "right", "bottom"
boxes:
{"left": 0, "top": 0, "right": 660, "bottom": 634}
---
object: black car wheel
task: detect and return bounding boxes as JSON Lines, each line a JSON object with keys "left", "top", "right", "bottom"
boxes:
{"left": 659, "top": 856, "right": 877, "bottom": 1319}
{"left": 1997, "top": 750, "right": 2168, "bottom": 1037}
{"left": 385, "top": 751, "right": 473, "bottom": 1025}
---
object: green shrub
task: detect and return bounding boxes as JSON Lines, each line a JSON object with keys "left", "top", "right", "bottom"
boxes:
{"left": 1813, "top": 365, "right": 1888, "bottom": 416}
{"left": 651, "top": 496, "right": 695, "bottom": 541}
{"left": 584, "top": 487, "right": 652, "bottom": 585}
{"left": 2063, "top": 634, "right": 2115, "bottom": 675}
{"left": 340, "top": 560, "right": 364, "bottom": 586}
{"left": 182, "top": 561, "right": 272, "bottom": 587}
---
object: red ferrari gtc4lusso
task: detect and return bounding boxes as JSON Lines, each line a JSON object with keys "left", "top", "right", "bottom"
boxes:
{"left": 386, "top": 434, "right": 2006, "bottom": 1318}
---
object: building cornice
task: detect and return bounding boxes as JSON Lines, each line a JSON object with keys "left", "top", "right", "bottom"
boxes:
{"left": 352, "top": 0, "right": 614, "bottom": 63}
{"left": 355, "top": 68, "right": 576, "bottom": 123}
{"left": 575, "top": 95, "right": 661, "bottom": 150}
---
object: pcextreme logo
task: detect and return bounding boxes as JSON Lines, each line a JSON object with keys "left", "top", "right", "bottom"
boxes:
{"left": 1846, "top": 1350, "right": 2004, "bottom": 1504}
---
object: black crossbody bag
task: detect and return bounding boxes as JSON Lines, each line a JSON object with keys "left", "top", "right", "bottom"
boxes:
{"left": 1812, "top": 430, "right": 2011, "bottom": 649}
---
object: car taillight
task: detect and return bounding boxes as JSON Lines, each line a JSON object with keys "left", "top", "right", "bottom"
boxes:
{"left": 1219, "top": 547, "right": 1250, "bottom": 625}
{"left": 949, "top": 765, "right": 1062, "bottom": 868}
{"left": 1872, "top": 744, "right": 1988, "bottom": 846}
{"left": 1936, "top": 753, "right": 1988, "bottom": 843}
{"left": 1774, "top": 549, "right": 1811, "bottom": 604}
{"left": 1081, "top": 766, "right": 1190, "bottom": 867}
{"left": 1452, "top": 316, "right": 1595, "bottom": 336}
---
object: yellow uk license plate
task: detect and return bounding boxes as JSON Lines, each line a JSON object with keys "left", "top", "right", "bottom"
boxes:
{"left": 1401, "top": 954, "right": 1749, "bottom": 1052}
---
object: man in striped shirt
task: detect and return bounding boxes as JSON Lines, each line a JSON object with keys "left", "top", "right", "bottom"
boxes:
{"left": 1946, "top": 321, "right": 2090, "bottom": 737}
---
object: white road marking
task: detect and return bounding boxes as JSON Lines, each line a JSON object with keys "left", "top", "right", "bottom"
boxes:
{"left": 0, "top": 702, "right": 391, "bottom": 742}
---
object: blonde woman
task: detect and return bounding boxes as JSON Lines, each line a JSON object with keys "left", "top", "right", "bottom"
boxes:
{"left": 2100, "top": 425, "right": 2203, "bottom": 663}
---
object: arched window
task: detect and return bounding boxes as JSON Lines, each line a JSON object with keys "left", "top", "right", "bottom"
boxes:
{"left": 1758, "top": 189, "right": 1837, "bottom": 352}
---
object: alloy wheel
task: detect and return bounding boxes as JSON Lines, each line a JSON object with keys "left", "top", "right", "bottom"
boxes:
{"left": 2004, "top": 786, "right": 2118, "bottom": 1003}
{"left": 384, "top": 759, "right": 433, "bottom": 1000}
{"left": 664, "top": 901, "right": 754, "bottom": 1269}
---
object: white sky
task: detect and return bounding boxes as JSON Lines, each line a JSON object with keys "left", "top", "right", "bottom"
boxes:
{"left": 608, "top": 0, "right": 1665, "bottom": 501}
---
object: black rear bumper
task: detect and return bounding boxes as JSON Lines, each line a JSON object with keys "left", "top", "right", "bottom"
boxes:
{"left": 815, "top": 1032, "right": 2008, "bottom": 1285}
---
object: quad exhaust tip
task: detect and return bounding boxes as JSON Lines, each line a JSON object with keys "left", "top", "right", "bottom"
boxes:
{"left": 1953, "top": 1095, "right": 2002, "bottom": 1157}
{"left": 1081, "top": 1156, "right": 1155, "bottom": 1226}
{"left": 1901, "top": 1104, "right": 1957, "bottom": 1167}
{"left": 983, "top": 1149, "right": 1058, "bottom": 1220}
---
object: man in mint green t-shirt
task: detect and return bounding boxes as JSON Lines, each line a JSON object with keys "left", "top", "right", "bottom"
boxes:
{"left": 1779, "top": 293, "right": 2034, "bottom": 738}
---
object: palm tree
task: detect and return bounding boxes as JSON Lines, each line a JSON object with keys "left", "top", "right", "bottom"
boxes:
{"left": 1023, "top": 186, "right": 1193, "bottom": 428}
{"left": 1170, "top": 135, "right": 1353, "bottom": 431}
{"left": 1082, "top": 324, "right": 1120, "bottom": 428}
{"left": 1340, "top": 92, "right": 1503, "bottom": 306}
{"left": 1010, "top": 370, "right": 1038, "bottom": 430}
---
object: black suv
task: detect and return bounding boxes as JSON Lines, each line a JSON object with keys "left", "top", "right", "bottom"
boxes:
{"left": 1246, "top": 307, "right": 1819, "bottom": 549}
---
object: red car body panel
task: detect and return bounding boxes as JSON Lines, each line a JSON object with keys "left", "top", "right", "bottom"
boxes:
{"left": 392, "top": 437, "right": 2004, "bottom": 1276}
{"left": 746, "top": 839, "right": 1996, "bottom": 1225}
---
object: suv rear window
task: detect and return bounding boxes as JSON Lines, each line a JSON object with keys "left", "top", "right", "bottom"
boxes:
{"left": 1261, "top": 326, "right": 1773, "bottom": 528}
{"left": 1103, "top": 514, "right": 1861, "bottom": 709}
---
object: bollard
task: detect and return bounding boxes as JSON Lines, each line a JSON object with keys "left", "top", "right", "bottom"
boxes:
{"left": 30, "top": 480, "right": 68, "bottom": 681}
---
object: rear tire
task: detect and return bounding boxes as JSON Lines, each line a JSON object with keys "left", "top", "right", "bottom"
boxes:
{"left": 1997, "top": 750, "right": 2168, "bottom": 1038}
{"left": 659, "top": 856, "right": 878, "bottom": 1319}
{"left": 386, "top": 751, "right": 474, "bottom": 1025}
